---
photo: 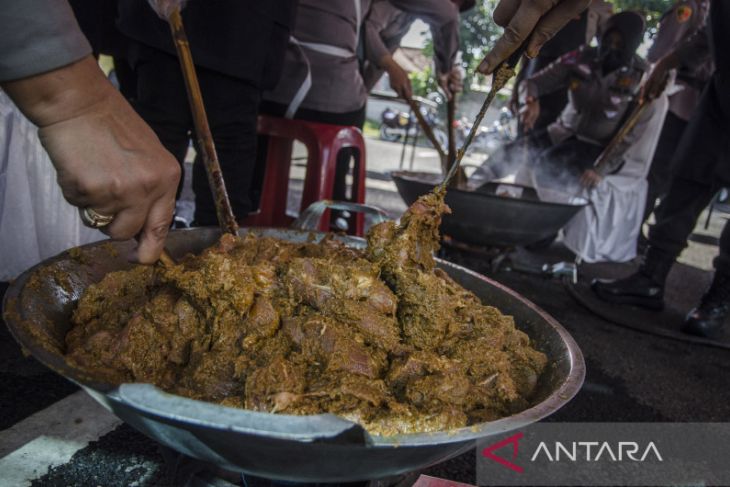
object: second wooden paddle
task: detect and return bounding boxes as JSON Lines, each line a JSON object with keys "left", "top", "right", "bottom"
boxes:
{"left": 168, "top": 8, "right": 239, "bottom": 236}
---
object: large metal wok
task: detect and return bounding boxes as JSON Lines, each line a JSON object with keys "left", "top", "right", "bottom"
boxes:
{"left": 392, "top": 170, "right": 589, "bottom": 247}
{"left": 3, "top": 226, "right": 584, "bottom": 482}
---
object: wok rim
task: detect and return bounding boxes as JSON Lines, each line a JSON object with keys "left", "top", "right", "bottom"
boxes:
{"left": 391, "top": 170, "right": 590, "bottom": 209}
{"left": 2, "top": 227, "right": 585, "bottom": 448}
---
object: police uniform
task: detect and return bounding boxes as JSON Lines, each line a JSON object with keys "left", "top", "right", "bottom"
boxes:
{"left": 519, "top": 45, "right": 651, "bottom": 192}
{"left": 116, "top": 1, "right": 297, "bottom": 226}
{"left": 643, "top": 0, "right": 712, "bottom": 222}
{"left": 361, "top": 0, "right": 460, "bottom": 91}
{"left": 648, "top": 1, "right": 729, "bottom": 269}
{"left": 259, "top": 0, "right": 461, "bottom": 222}
{"left": 513, "top": 0, "right": 613, "bottom": 135}
{"left": 0, "top": 0, "right": 91, "bottom": 81}
{"left": 594, "top": 0, "right": 730, "bottom": 338}
{"left": 469, "top": 12, "right": 649, "bottom": 189}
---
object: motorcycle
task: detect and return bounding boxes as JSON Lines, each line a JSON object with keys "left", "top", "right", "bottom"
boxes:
{"left": 454, "top": 107, "right": 515, "bottom": 155}
{"left": 379, "top": 105, "right": 447, "bottom": 149}
{"left": 379, "top": 106, "right": 415, "bottom": 142}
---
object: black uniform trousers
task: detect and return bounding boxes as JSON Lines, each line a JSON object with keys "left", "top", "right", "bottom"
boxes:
{"left": 648, "top": 76, "right": 730, "bottom": 275}
{"left": 642, "top": 111, "right": 688, "bottom": 222}
{"left": 131, "top": 43, "right": 261, "bottom": 226}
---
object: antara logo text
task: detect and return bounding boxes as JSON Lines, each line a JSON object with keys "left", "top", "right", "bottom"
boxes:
{"left": 530, "top": 440, "right": 663, "bottom": 462}
{"left": 482, "top": 432, "right": 663, "bottom": 473}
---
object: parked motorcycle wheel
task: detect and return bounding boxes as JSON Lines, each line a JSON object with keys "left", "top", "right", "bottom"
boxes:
{"left": 379, "top": 124, "right": 401, "bottom": 142}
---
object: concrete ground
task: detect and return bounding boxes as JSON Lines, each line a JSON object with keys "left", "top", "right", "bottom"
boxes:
{"left": 1, "top": 135, "right": 729, "bottom": 486}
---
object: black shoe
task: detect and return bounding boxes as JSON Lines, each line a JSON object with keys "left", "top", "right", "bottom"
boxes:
{"left": 682, "top": 305, "right": 728, "bottom": 338}
{"left": 591, "top": 246, "right": 676, "bottom": 310}
{"left": 591, "top": 272, "right": 665, "bottom": 310}
{"left": 681, "top": 273, "right": 730, "bottom": 338}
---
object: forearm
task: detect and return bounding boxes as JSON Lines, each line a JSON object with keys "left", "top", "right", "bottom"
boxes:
{"left": 519, "top": 55, "right": 573, "bottom": 103}
{"left": 520, "top": 80, "right": 539, "bottom": 103}
{"left": 655, "top": 50, "right": 682, "bottom": 72}
{"left": 600, "top": 101, "right": 657, "bottom": 174}
{"left": 379, "top": 53, "right": 399, "bottom": 72}
{"left": 391, "top": 0, "right": 459, "bottom": 75}
{"left": 363, "top": 6, "right": 392, "bottom": 67}
{"left": 0, "top": 0, "right": 91, "bottom": 82}
{"left": 1, "top": 56, "right": 111, "bottom": 128}
{"left": 673, "top": 26, "right": 711, "bottom": 72}
{"left": 432, "top": 20, "right": 459, "bottom": 75}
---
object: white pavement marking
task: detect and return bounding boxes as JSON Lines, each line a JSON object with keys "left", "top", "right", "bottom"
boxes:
{"left": 0, "top": 390, "right": 122, "bottom": 486}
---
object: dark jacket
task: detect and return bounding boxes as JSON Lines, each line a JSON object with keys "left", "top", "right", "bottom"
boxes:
{"left": 117, "top": 0, "right": 297, "bottom": 90}
{"left": 648, "top": 0, "right": 712, "bottom": 120}
{"left": 671, "top": 0, "right": 730, "bottom": 184}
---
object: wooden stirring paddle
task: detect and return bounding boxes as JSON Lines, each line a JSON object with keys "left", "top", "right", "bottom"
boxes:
{"left": 405, "top": 97, "right": 448, "bottom": 164}
{"left": 167, "top": 7, "right": 239, "bottom": 236}
{"left": 147, "top": 8, "right": 242, "bottom": 269}
{"left": 439, "top": 45, "right": 526, "bottom": 191}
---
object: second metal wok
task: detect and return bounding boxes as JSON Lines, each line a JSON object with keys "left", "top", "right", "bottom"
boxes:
{"left": 392, "top": 170, "right": 589, "bottom": 247}
{"left": 3, "top": 227, "right": 584, "bottom": 481}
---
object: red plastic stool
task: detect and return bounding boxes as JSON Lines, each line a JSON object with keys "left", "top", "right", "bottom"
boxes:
{"left": 243, "top": 115, "right": 367, "bottom": 235}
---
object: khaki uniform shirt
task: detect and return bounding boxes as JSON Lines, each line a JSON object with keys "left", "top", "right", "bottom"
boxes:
{"left": 264, "top": 0, "right": 455, "bottom": 114}
{"left": 264, "top": 0, "right": 373, "bottom": 114}
{"left": 0, "top": 0, "right": 91, "bottom": 82}
{"left": 521, "top": 46, "right": 651, "bottom": 173}
{"left": 648, "top": 0, "right": 712, "bottom": 121}
{"left": 361, "top": 0, "right": 459, "bottom": 91}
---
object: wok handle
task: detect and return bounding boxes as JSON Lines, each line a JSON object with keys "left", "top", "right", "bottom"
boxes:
{"left": 441, "top": 43, "right": 526, "bottom": 190}
{"left": 291, "top": 200, "right": 389, "bottom": 232}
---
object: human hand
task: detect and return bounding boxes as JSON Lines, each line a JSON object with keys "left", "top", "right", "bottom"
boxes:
{"left": 385, "top": 58, "right": 413, "bottom": 100}
{"left": 519, "top": 96, "right": 540, "bottom": 131}
{"left": 580, "top": 169, "right": 603, "bottom": 188}
{"left": 438, "top": 67, "right": 464, "bottom": 101}
{"left": 477, "top": 0, "right": 591, "bottom": 75}
{"left": 640, "top": 54, "right": 677, "bottom": 103}
{"left": 3, "top": 56, "right": 181, "bottom": 264}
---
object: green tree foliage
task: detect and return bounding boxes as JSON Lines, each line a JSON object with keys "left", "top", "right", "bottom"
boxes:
{"left": 456, "top": 0, "right": 502, "bottom": 91}
{"left": 609, "top": 0, "right": 675, "bottom": 37}
{"left": 409, "top": 64, "right": 437, "bottom": 97}
{"left": 410, "top": 0, "right": 501, "bottom": 96}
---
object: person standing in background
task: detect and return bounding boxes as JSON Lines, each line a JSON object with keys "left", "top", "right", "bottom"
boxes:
{"left": 117, "top": 0, "right": 298, "bottom": 227}
{"left": 641, "top": 0, "right": 712, "bottom": 229}
{"left": 470, "top": 12, "right": 651, "bottom": 189}
{"left": 261, "top": 0, "right": 469, "bottom": 229}
{"left": 0, "top": 0, "right": 180, "bottom": 265}
{"left": 67, "top": 0, "right": 137, "bottom": 99}
{"left": 361, "top": 0, "right": 474, "bottom": 100}
{"left": 510, "top": 0, "right": 612, "bottom": 135}
{"left": 593, "top": 0, "right": 730, "bottom": 339}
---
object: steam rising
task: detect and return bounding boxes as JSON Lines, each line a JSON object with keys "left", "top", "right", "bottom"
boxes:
{"left": 469, "top": 136, "right": 589, "bottom": 205}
